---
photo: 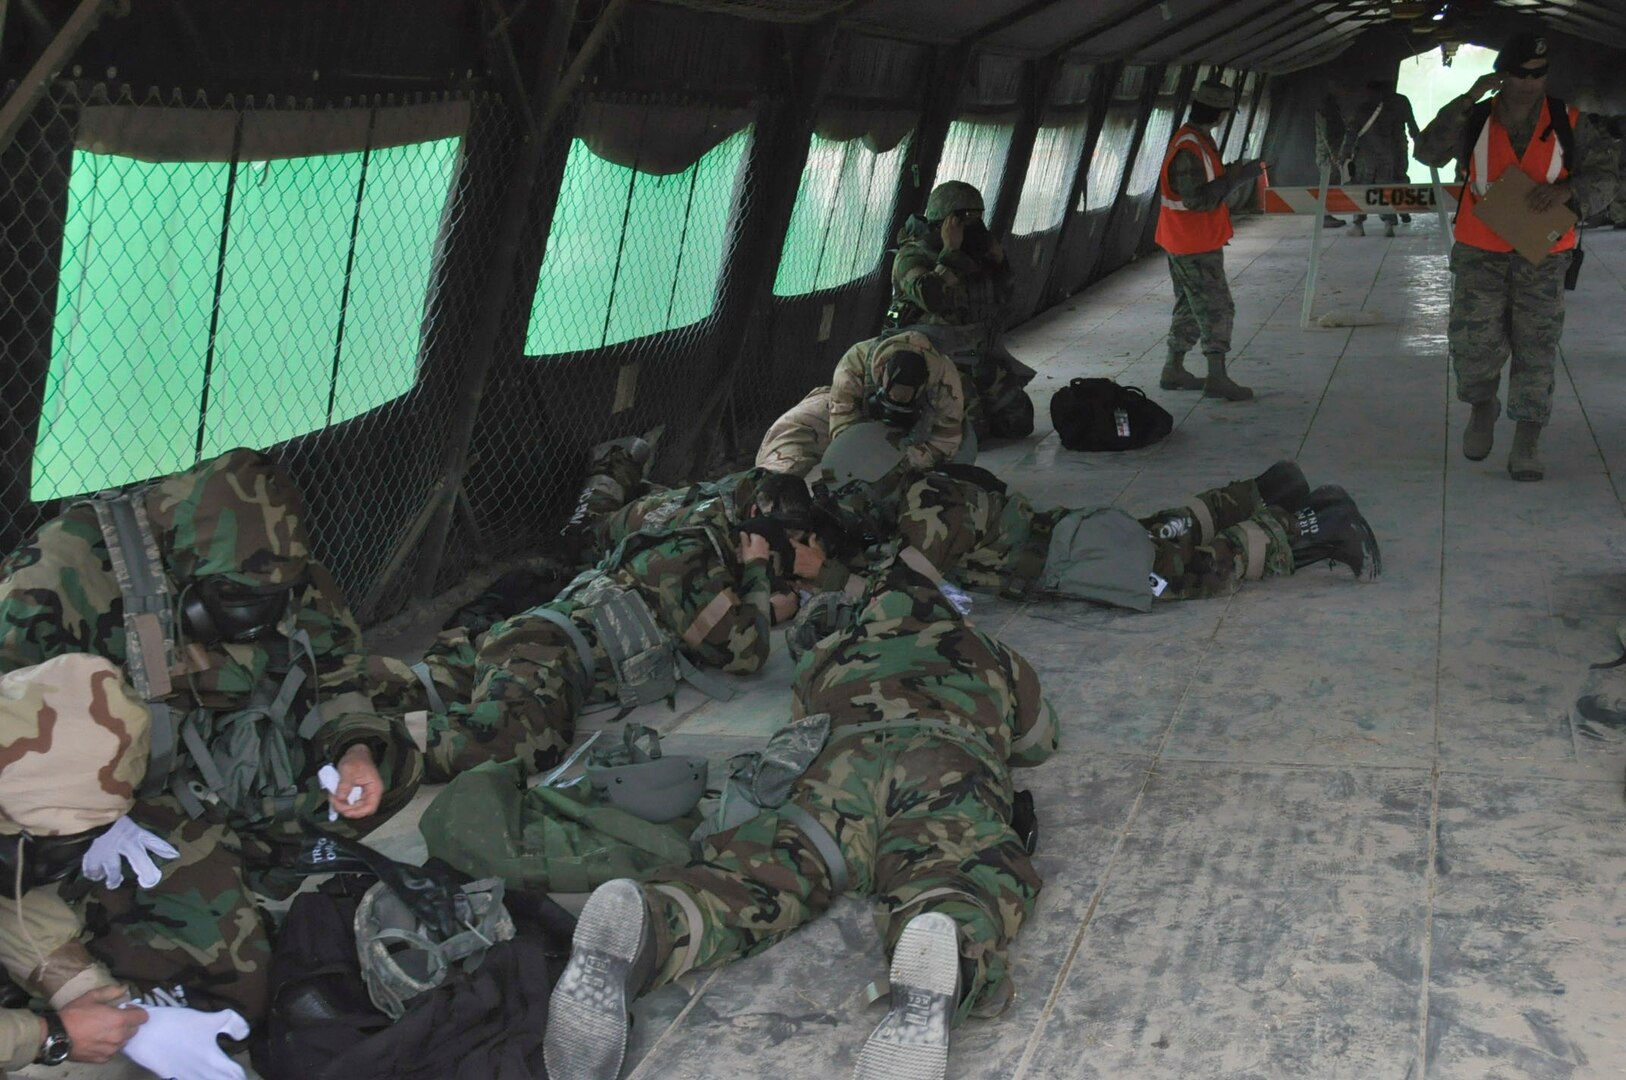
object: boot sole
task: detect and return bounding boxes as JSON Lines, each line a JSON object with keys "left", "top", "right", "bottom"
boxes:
{"left": 855, "top": 912, "right": 959, "bottom": 1080}
{"left": 545, "top": 879, "right": 648, "bottom": 1080}
{"left": 1159, "top": 380, "right": 1204, "bottom": 391}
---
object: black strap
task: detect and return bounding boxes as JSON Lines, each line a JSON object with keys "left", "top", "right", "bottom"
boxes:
{"left": 1543, "top": 96, "right": 1575, "bottom": 167}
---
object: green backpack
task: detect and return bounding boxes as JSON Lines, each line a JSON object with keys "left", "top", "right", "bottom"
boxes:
{"left": 419, "top": 759, "right": 694, "bottom": 893}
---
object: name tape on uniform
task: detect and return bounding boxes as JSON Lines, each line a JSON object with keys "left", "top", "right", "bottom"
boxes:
{"left": 1262, "top": 184, "right": 1462, "bottom": 215}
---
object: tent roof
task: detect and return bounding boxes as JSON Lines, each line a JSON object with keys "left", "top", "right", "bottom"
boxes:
{"left": 653, "top": 0, "right": 1626, "bottom": 71}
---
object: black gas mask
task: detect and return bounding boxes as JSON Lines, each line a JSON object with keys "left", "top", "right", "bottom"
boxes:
{"left": 180, "top": 576, "right": 298, "bottom": 645}
{"left": 958, "top": 216, "right": 993, "bottom": 260}
{"left": 0, "top": 828, "right": 109, "bottom": 891}
{"left": 864, "top": 349, "right": 929, "bottom": 429}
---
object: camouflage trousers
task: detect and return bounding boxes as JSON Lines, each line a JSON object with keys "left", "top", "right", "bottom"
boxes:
{"left": 64, "top": 795, "right": 271, "bottom": 1021}
{"left": 1448, "top": 242, "right": 1570, "bottom": 425}
{"left": 1148, "top": 507, "right": 1295, "bottom": 601}
{"left": 414, "top": 605, "right": 608, "bottom": 783}
{"left": 643, "top": 727, "right": 1040, "bottom": 1023}
{"left": 1166, "top": 250, "right": 1235, "bottom": 359}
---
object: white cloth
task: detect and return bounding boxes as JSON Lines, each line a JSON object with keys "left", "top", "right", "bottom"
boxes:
{"left": 80, "top": 815, "right": 179, "bottom": 890}
{"left": 318, "top": 762, "right": 361, "bottom": 822}
{"left": 121, "top": 1005, "right": 249, "bottom": 1080}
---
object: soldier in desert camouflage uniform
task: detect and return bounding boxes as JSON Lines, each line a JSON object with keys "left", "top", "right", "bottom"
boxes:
{"left": 0, "top": 653, "right": 256, "bottom": 1072}
{"left": 0, "top": 448, "right": 429, "bottom": 1020}
{"left": 755, "top": 330, "right": 969, "bottom": 477}
{"left": 545, "top": 549, "right": 1057, "bottom": 1080}
{"left": 1414, "top": 33, "right": 1618, "bottom": 481}
{"left": 413, "top": 513, "right": 806, "bottom": 783}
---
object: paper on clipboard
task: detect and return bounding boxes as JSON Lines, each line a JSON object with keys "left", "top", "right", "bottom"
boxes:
{"left": 1468, "top": 168, "right": 1577, "bottom": 264}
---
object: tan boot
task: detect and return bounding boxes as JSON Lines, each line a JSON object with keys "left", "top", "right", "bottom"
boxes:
{"left": 1507, "top": 420, "right": 1545, "bottom": 481}
{"left": 1159, "top": 353, "right": 1204, "bottom": 391}
{"left": 1203, "top": 353, "right": 1253, "bottom": 401}
{"left": 1462, "top": 398, "right": 1499, "bottom": 461}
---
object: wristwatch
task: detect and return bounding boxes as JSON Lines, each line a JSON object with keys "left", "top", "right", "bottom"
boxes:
{"left": 37, "top": 1010, "right": 71, "bottom": 1066}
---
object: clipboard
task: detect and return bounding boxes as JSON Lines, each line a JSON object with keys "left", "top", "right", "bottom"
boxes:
{"left": 1468, "top": 167, "right": 1577, "bottom": 264}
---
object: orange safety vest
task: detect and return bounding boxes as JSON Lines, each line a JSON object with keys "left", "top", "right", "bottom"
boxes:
{"left": 1456, "top": 97, "right": 1578, "bottom": 254}
{"left": 1155, "top": 125, "right": 1233, "bottom": 255}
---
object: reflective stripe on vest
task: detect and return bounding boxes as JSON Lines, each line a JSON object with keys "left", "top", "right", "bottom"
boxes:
{"left": 1155, "top": 125, "right": 1234, "bottom": 255}
{"left": 1458, "top": 98, "right": 1577, "bottom": 254}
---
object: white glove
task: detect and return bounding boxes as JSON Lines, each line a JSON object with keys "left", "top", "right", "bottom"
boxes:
{"left": 120, "top": 1005, "right": 249, "bottom": 1080}
{"left": 81, "top": 815, "right": 179, "bottom": 889}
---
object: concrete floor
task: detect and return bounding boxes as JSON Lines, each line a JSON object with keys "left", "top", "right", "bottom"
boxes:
{"left": 31, "top": 213, "right": 1626, "bottom": 1078}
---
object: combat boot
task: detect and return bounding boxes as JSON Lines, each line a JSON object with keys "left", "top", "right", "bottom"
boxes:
{"left": 1507, "top": 421, "right": 1544, "bottom": 481}
{"left": 1462, "top": 398, "right": 1499, "bottom": 461}
{"left": 1290, "top": 485, "right": 1381, "bottom": 581}
{"left": 855, "top": 911, "right": 961, "bottom": 1080}
{"left": 1383, "top": 222, "right": 1396, "bottom": 238}
{"left": 1254, "top": 460, "right": 1310, "bottom": 510}
{"left": 1203, "top": 353, "right": 1253, "bottom": 401}
{"left": 1350, "top": 221, "right": 1366, "bottom": 237}
{"left": 1159, "top": 352, "right": 1204, "bottom": 391}
{"left": 545, "top": 879, "right": 659, "bottom": 1080}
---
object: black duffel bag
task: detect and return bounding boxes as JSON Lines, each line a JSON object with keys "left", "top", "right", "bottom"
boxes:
{"left": 1050, "top": 378, "right": 1173, "bottom": 452}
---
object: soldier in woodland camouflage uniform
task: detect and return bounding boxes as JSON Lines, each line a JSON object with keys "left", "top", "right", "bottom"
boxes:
{"left": 0, "top": 449, "right": 428, "bottom": 1021}
{"left": 1341, "top": 80, "right": 1420, "bottom": 236}
{"left": 413, "top": 513, "right": 805, "bottom": 783}
{"left": 1156, "top": 79, "right": 1268, "bottom": 400}
{"left": 804, "top": 424, "right": 1381, "bottom": 610}
{"left": 1414, "top": 33, "right": 1618, "bottom": 481}
{"left": 545, "top": 550, "right": 1057, "bottom": 1080}
{"left": 889, "top": 181, "right": 1036, "bottom": 441}
{"left": 0, "top": 653, "right": 256, "bottom": 1069}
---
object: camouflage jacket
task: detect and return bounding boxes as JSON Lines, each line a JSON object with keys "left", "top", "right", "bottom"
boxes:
{"left": 597, "top": 524, "right": 774, "bottom": 676}
{"left": 596, "top": 469, "right": 771, "bottom": 553}
{"left": 791, "top": 552, "right": 1058, "bottom": 770}
{"left": 754, "top": 387, "right": 832, "bottom": 478}
{"left": 1414, "top": 94, "right": 1618, "bottom": 217}
{"left": 0, "top": 450, "right": 419, "bottom": 830}
{"left": 890, "top": 216, "right": 1014, "bottom": 330}
{"left": 827, "top": 332, "right": 966, "bottom": 472}
{"left": 894, "top": 472, "right": 1046, "bottom": 591}
{"left": 1340, "top": 91, "right": 1418, "bottom": 175}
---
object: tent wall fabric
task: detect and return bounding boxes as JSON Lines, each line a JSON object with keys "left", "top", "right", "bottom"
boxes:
{"left": 2, "top": 0, "right": 1620, "bottom": 623}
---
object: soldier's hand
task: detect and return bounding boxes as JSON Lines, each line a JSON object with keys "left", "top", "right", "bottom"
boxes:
{"left": 738, "top": 532, "right": 772, "bottom": 565}
{"left": 940, "top": 213, "right": 966, "bottom": 252}
{"left": 332, "top": 743, "right": 383, "bottom": 819}
{"left": 1526, "top": 181, "right": 1571, "bottom": 212}
{"left": 1466, "top": 74, "right": 1503, "bottom": 102}
{"left": 60, "top": 986, "right": 145, "bottom": 1063}
{"left": 769, "top": 590, "right": 800, "bottom": 625}
{"left": 790, "top": 536, "right": 825, "bottom": 581}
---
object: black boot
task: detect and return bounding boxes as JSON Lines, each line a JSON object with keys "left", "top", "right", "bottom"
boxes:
{"left": 1254, "top": 460, "right": 1310, "bottom": 510}
{"left": 545, "top": 879, "right": 659, "bottom": 1080}
{"left": 1290, "top": 485, "right": 1382, "bottom": 581}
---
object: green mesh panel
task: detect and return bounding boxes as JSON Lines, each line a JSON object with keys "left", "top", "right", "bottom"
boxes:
{"left": 1085, "top": 110, "right": 1137, "bottom": 211}
{"left": 773, "top": 132, "right": 910, "bottom": 296}
{"left": 32, "top": 135, "right": 461, "bottom": 500}
{"left": 1011, "top": 122, "right": 1089, "bottom": 236}
{"left": 524, "top": 127, "right": 753, "bottom": 355}
{"left": 1125, "top": 106, "right": 1178, "bottom": 198}
{"left": 936, "top": 119, "right": 1014, "bottom": 217}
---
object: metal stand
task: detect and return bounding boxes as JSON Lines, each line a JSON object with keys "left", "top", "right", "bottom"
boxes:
{"left": 1300, "top": 160, "right": 1333, "bottom": 330}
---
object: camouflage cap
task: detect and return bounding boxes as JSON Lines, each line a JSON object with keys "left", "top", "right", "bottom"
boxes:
{"left": 0, "top": 654, "right": 151, "bottom": 836}
{"left": 925, "top": 180, "right": 985, "bottom": 221}
{"left": 144, "top": 448, "right": 312, "bottom": 588}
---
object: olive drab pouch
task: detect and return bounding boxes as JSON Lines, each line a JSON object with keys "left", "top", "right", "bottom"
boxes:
{"left": 418, "top": 759, "right": 693, "bottom": 893}
{"left": 691, "top": 713, "right": 832, "bottom": 846}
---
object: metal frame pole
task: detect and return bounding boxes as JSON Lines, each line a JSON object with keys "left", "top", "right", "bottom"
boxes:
{"left": 1301, "top": 159, "right": 1332, "bottom": 330}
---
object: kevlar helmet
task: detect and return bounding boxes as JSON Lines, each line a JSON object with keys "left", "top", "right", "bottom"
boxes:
{"left": 817, "top": 421, "right": 908, "bottom": 489}
{"left": 925, "top": 180, "right": 985, "bottom": 222}
{"left": 145, "top": 448, "right": 312, "bottom": 590}
{"left": 584, "top": 725, "right": 707, "bottom": 824}
{"left": 354, "top": 877, "right": 515, "bottom": 1020}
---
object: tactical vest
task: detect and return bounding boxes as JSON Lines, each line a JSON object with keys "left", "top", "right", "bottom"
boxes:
{"left": 1155, "top": 125, "right": 1233, "bottom": 255}
{"left": 1455, "top": 97, "right": 1578, "bottom": 255}
{"left": 83, "top": 491, "right": 322, "bottom": 827}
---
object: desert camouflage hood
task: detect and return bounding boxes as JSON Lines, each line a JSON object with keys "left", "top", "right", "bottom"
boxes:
{"left": 144, "top": 448, "right": 312, "bottom": 590}
{"left": 0, "top": 654, "right": 151, "bottom": 836}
